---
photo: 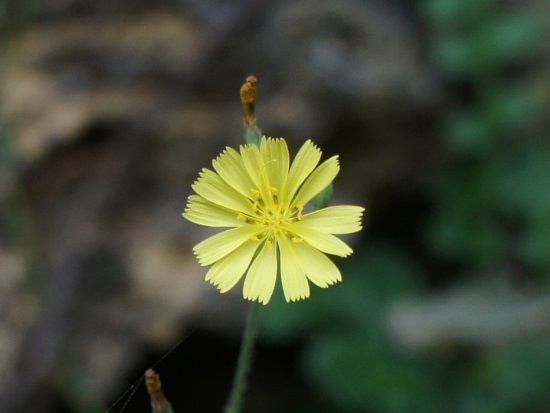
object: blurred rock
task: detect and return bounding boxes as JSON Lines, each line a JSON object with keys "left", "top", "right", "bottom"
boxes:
{"left": 260, "top": 0, "right": 439, "bottom": 111}
{"left": 386, "top": 288, "right": 550, "bottom": 350}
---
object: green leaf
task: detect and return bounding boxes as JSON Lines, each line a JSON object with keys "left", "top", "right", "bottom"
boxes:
{"left": 304, "top": 332, "right": 448, "bottom": 413}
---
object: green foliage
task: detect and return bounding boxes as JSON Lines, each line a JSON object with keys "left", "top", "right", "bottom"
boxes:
{"left": 425, "top": 0, "right": 548, "bottom": 277}
{"left": 262, "top": 245, "right": 452, "bottom": 413}
{"left": 464, "top": 338, "right": 550, "bottom": 413}
{"left": 262, "top": 244, "right": 422, "bottom": 343}
{"left": 307, "top": 334, "right": 451, "bottom": 413}
{"left": 263, "top": 246, "right": 550, "bottom": 413}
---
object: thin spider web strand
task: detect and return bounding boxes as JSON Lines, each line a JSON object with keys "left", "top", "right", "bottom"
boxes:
{"left": 105, "top": 327, "right": 197, "bottom": 413}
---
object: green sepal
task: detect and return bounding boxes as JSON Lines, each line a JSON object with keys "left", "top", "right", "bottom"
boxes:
{"left": 244, "top": 125, "right": 263, "bottom": 147}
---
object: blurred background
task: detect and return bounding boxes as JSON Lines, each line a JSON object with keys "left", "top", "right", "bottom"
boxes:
{"left": 1, "top": 0, "right": 549, "bottom": 412}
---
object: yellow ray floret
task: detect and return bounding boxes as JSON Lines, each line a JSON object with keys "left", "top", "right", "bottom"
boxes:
{"left": 183, "top": 137, "right": 364, "bottom": 304}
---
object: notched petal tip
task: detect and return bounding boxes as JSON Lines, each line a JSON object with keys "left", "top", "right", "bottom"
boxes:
{"left": 243, "top": 293, "right": 269, "bottom": 305}
{"left": 285, "top": 291, "right": 311, "bottom": 303}
{"left": 303, "top": 138, "right": 318, "bottom": 150}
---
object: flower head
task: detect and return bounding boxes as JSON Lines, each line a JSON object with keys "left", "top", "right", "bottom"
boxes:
{"left": 183, "top": 137, "right": 364, "bottom": 304}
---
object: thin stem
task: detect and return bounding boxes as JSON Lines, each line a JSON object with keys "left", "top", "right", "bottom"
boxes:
{"left": 224, "top": 301, "right": 262, "bottom": 413}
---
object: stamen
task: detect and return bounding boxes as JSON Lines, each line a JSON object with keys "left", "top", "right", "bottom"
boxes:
{"left": 237, "top": 213, "right": 248, "bottom": 222}
{"left": 292, "top": 236, "right": 303, "bottom": 243}
{"left": 296, "top": 204, "right": 304, "bottom": 220}
{"left": 251, "top": 189, "right": 261, "bottom": 199}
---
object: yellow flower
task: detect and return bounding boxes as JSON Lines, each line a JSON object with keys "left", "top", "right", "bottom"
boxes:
{"left": 183, "top": 137, "right": 364, "bottom": 304}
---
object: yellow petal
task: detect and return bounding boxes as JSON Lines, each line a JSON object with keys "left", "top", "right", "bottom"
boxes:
{"left": 281, "top": 140, "right": 321, "bottom": 206}
{"left": 243, "top": 242, "right": 278, "bottom": 304}
{"left": 289, "top": 224, "right": 353, "bottom": 257}
{"left": 261, "top": 137, "right": 289, "bottom": 192}
{"left": 293, "top": 242, "right": 342, "bottom": 287}
{"left": 183, "top": 195, "right": 247, "bottom": 227}
{"left": 205, "top": 240, "right": 259, "bottom": 292}
{"left": 212, "top": 147, "right": 257, "bottom": 199}
{"left": 292, "top": 156, "right": 339, "bottom": 208}
{"left": 194, "top": 225, "right": 262, "bottom": 266}
{"left": 276, "top": 234, "right": 310, "bottom": 302}
{"left": 241, "top": 144, "right": 275, "bottom": 207}
{"left": 240, "top": 144, "right": 263, "bottom": 188}
{"left": 193, "top": 168, "right": 256, "bottom": 215}
{"left": 298, "top": 206, "right": 364, "bottom": 234}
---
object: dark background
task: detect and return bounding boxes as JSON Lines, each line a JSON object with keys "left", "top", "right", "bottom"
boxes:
{"left": 1, "top": 0, "right": 549, "bottom": 412}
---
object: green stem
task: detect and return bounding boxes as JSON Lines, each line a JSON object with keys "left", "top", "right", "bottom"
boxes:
{"left": 224, "top": 301, "right": 261, "bottom": 413}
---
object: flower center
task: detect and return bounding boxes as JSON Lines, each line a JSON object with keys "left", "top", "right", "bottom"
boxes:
{"left": 244, "top": 186, "right": 304, "bottom": 246}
